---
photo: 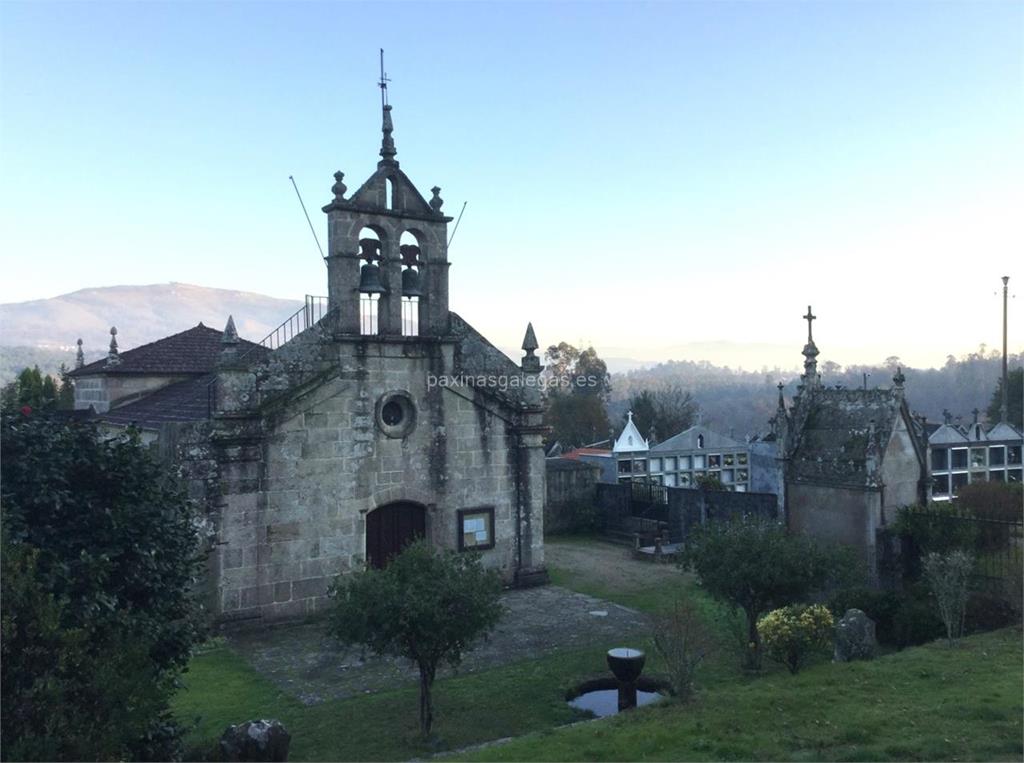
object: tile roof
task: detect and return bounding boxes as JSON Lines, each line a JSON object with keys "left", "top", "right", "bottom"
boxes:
{"left": 70, "top": 323, "right": 268, "bottom": 377}
{"left": 99, "top": 375, "right": 214, "bottom": 429}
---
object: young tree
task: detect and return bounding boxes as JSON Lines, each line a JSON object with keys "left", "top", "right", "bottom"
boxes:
{"left": 57, "top": 363, "right": 76, "bottom": 410}
{"left": 626, "top": 385, "right": 698, "bottom": 442}
{"left": 1, "top": 412, "right": 205, "bottom": 760}
{"left": 327, "top": 541, "right": 503, "bottom": 739}
{"left": 682, "top": 520, "right": 859, "bottom": 670}
{"left": 923, "top": 550, "right": 973, "bottom": 647}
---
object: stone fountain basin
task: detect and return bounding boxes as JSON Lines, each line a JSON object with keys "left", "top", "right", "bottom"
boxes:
{"left": 606, "top": 647, "right": 646, "bottom": 683}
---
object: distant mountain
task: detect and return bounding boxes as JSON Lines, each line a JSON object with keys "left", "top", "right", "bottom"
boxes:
{"left": 0, "top": 283, "right": 303, "bottom": 352}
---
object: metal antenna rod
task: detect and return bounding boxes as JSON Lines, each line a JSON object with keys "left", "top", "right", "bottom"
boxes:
{"left": 447, "top": 201, "right": 468, "bottom": 248}
{"left": 289, "top": 175, "right": 325, "bottom": 264}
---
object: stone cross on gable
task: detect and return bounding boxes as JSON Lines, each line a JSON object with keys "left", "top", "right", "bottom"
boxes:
{"left": 803, "top": 306, "right": 816, "bottom": 343}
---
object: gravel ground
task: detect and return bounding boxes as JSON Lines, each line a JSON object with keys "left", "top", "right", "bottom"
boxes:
{"left": 227, "top": 578, "right": 650, "bottom": 706}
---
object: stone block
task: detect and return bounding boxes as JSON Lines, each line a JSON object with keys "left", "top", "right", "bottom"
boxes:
{"left": 274, "top": 582, "right": 292, "bottom": 603}
{"left": 222, "top": 547, "right": 244, "bottom": 570}
{"left": 267, "top": 522, "right": 302, "bottom": 543}
{"left": 291, "top": 577, "right": 328, "bottom": 599}
{"left": 240, "top": 585, "right": 260, "bottom": 609}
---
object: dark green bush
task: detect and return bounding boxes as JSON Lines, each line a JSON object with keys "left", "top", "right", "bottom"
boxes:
{"left": 828, "top": 585, "right": 944, "bottom": 649}
{"left": 965, "top": 592, "right": 1018, "bottom": 633}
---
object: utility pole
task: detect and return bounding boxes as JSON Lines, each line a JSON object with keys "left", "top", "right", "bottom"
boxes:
{"left": 1001, "top": 276, "right": 1010, "bottom": 423}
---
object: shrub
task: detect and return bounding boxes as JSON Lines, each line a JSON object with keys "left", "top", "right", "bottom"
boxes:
{"left": 682, "top": 519, "right": 862, "bottom": 670}
{"left": 965, "top": 592, "right": 1017, "bottom": 634}
{"left": 652, "top": 599, "right": 712, "bottom": 701}
{"left": 757, "top": 604, "right": 834, "bottom": 674}
{"left": 327, "top": 540, "right": 503, "bottom": 739}
{"left": 895, "top": 505, "right": 978, "bottom": 560}
{"left": 923, "top": 550, "right": 974, "bottom": 646}
{"left": 1, "top": 413, "right": 203, "bottom": 760}
{"left": 829, "top": 584, "right": 945, "bottom": 649}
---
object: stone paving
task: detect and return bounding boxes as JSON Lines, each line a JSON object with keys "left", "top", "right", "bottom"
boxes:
{"left": 227, "top": 585, "right": 649, "bottom": 705}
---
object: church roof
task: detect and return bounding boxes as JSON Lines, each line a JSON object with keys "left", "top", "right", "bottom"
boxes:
{"left": 99, "top": 374, "right": 215, "bottom": 429}
{"left": 788, "top": 388, "right": 917, "bottom": 487}
{"left": 650, "top": 424, "right": 743, "bottom": 453}
{"left": 613, "top": 412, "right": 648, "bottom": 454}
{"left": 70, "top": 324, "right": 267, "bottom": 377}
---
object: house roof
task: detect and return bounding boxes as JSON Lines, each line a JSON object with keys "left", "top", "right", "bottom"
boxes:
{"left": 560, "top": 447, "right": 612, "bottom": 460}
{"left": 98, "top": 374, "right": 214, "bottom": 429}
{"left": 987, "top": 422, "right": 1023, "bottom": 442}
{"left": 928, "top": 422, "right": 969, "bottom": 445}
{"left": 650, "top": 424, "right": 743, "bottom": 453}
{"left": 789, "top": 388, "right": 919, "bottom": 486}
{"left": 70, "top": 323, "right": 267, "bottom": 377}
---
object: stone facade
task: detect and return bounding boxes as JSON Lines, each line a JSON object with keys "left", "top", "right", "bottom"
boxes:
{"left": 82, "top": 89, "right": 548, "bottom": 625}
{"left": 773, "top": 308, "right": 927, "bottom": 569}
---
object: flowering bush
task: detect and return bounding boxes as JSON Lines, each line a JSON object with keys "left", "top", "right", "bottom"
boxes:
{"left": 757, "top": 604, "right": 834, "bottom": 674}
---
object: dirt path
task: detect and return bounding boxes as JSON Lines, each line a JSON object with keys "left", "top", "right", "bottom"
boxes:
{"left": 545, "top": 538, "right": 689, "bottom": 592}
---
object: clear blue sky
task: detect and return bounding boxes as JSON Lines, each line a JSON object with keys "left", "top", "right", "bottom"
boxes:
{"left": 1, "top": 1, "right": 1021, "bottom": 369}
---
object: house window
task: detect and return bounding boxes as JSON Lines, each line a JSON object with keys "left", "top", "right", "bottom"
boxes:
{"left": 708, "top": 454, "right": 721, "bottom": 468}
{"left": 724, "top": 454, "right": 735, "bottom": 466}
{"left": 932, "top": 474, "right": 950, "bottom": 496}
{"left": 663, "top": 457, "right": 676, "bottom": 471}
{"left": 1008, "top": 468, "right": 1022, "bottom": 483}
{"left": 664, "top": 473, "right": 677, "bottom": 487}
{"left": 721, "top": 469, "right": 734, "bottom": 484}
{"left": 458, "top": 507, "right": 495, "bottom": 551}
{"left": 697, "top": 434, "right": 705, "bottom": 448}
{"left": 693, "top": 455, "right": 705, "bottom": 470}
{"left": 1008, "top": 446, "right": 1021, "bottom": 465}
{"left": 635, "top": 460, "right": 647, "bottom": 473}
{"left": 990, "top": 447, "right": 1005, "bottom": 466}
{"left": 649, "top": 458, "right": 662, "bottom": 473}
{"left": 990, "top": 470, "right": 1006, "bottom": 483}
{"left": 970, "top": 448, "right": 986, "bottom": 469}
{"left": 952, "top": 472, "right": 969, "bottom": 494}
{"left": 618, "top": 460, "right": 632, "bottom": 474}
{"left": 737, "top": 453, "right": 748, "bottom": 466}
{"left": 737, "top": 469, "right": 748, "bottom": 482}
{"left": 931, "top": 448, "right": 948, "bottom": 471}
{"left": 679, "top": 455, "right": 691, "bottom": 470}
{"left": 679, "top": 473, "right": 691, "bottom": 486}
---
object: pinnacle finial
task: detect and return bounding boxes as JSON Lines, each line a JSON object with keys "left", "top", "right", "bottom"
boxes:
{"left": 222, "top": 315, "right": 239, "bottom": 345}
{"left": 521, "top": 322, "right": 540, "bottom": 373}
{"left": 803, "top": 305, "right": 816, "bottom": 343}
{"left": 76, "top": 338, "right": 85, "bottom": 368}
{"left": 106, "top": 326, "right": 120, "bottom": 366}
{"left": 378, "top": 49, "right": 397, "bottom": 165}
{"left": 893, "top": 366, "right": 905, "bottom": 389}
{"left": 777, "top": 381, "right": 786, "bottom": 409}
{"left": 331, "top": 171, "right": 347, "bottom": 202}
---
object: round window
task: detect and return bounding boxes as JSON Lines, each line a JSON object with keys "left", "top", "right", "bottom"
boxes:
{"left": 375, "top": 391, "right": 416, "bottom": 438}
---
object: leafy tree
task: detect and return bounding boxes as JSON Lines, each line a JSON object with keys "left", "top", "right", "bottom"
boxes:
{"left": 0, "top": 365, "right": 60, "bottom": 414}
{"left": 543, "top": 342, "right": 611, "bottom": 447}
{"left": 986, "top": 367, "right": 1023, "bottom": 428}
{"left": 682, "top": 520, "right": 860, "bottom": 670}
{"left": 327, "top": 540, "right": 503, "bottom": 739}
{"left": 626, "top": 385, "right": 698, "bottom": 443}
{"left": 57, "top": 363, "right": 75, "bottom": 410}
{"left": 1, "top": 413, "right": 205, "bottom": 760}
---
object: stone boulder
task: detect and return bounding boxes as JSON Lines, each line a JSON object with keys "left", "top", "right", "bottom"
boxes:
{"left": 833, "top": 608, "right": 877, "bottom": 662}
{"left": 219, "top": 719, "right": 291, "bottom": 762}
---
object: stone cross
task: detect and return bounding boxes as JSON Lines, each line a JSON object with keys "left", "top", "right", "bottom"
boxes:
{"left": 803, "top": 306, "right": 816, "bottom": 343}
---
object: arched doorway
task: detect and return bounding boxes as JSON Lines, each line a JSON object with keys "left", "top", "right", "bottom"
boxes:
{"left": 365, "top": 501, "right": 426, "bottom": 569}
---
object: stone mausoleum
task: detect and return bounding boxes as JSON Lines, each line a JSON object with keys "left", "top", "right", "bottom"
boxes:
{"left": 71, "top": 85, "right": 548, "bottom": 624}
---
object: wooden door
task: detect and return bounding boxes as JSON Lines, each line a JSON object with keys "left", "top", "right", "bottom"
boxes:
{"left": 365, "top": 502, "right": 426, "bottom": 569}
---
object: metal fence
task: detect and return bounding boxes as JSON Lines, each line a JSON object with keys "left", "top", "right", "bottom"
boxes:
{"left": 896, "top": 505, "right": 1023, "bottom": 596}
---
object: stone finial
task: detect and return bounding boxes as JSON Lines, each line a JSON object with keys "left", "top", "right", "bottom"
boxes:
{"left": 75, "top": 338, "right": 85, "bottom": 369}
{"left": 943, "top": 408, "right": 952, "bottom": 426}
{"left": 105, "top": 326, "right": 120, "bottom": 366}
{"left": 800, "top": 306, "right": 820, "bottom": 387}
{"left": 649, "top": 425, "right": 657, "bottom": 446}
{"left": 776, "top": 381, "right": 786, "bottom": 411}
{"left": 521, "top": 322, "right": 541, "bottom": 373}
{"left": 379, "top": 104, "right": 397, "bottom": 164}
{"left": 222, "top": 315, "right": 240, "bottom": 345}
{"left": 892, "top": 366, "right": 906, "bottom": 390}
{"left": 972, "top": 407, "right": 980, "bottom": 425}
{"left": 430, "top": 186, "right": 444, "bottom": 213}
{"left": 331, "top": 171, "right": 347, "bottom": 202}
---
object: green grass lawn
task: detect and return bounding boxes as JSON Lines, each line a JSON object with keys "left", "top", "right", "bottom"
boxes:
{"left": 454, "top": 627, "right": 1023, "bottom": 762}
{"left": 172, "top": 641, "right": 622, "bottom": 761}
{"left": 173, "top": 538, "right": 1023, "bottom": 761}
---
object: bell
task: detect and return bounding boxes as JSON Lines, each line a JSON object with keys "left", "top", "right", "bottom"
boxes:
{"left": 401, "top": 267, "right": 423, "bottom": 298}
{"left": 358, "top": 262, "right": 386, "bottom": 294}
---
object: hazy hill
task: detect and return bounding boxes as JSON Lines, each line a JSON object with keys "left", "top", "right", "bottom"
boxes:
{"left": 0, "top": 283, "right": 303, "bottom": 384}
{"left": 609, "top": 349, "right": 1023, "bottom": 439}
{"left": 0, "top": 283, "right": 303, "bottom": 351}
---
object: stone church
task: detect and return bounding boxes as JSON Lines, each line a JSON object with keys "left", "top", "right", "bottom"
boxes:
{"left": 770, "top": 308, "right": 927, "bottom": 568}
{"left": 71, "top": 87, "right": 548, "bottom": 624}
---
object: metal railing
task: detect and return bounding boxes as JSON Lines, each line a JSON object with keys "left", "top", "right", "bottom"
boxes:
{"left": 258, "top": 295, "right": 329, "bottom": 350}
